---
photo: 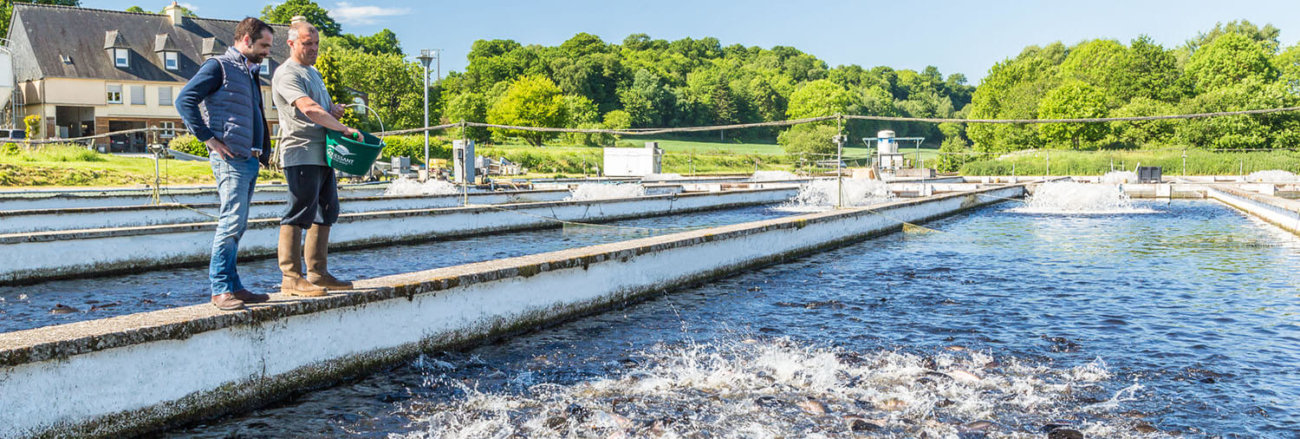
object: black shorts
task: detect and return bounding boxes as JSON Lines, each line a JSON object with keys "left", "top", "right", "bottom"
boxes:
{"left": 281, "top": 165, "right": 340, "bottom": 228}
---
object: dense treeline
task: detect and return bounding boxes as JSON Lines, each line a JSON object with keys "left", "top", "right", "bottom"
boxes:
{"left": 437, "top": 33, "right": 975, "bottom": 154}
{"left": 124, "top": 0, "right": 1300, "bottom": 165}
{"left": 960, "top": 21, "right": 1300, "bottom": 169}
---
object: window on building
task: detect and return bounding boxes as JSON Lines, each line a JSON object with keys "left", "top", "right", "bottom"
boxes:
{"left": 159, "top": 121, "right": 176, "bottom": 138}
{"left": 130, "top": 85, "right": 146, "bottom": 105}
{"left": 158, "top": 87, "right": 173, "bottom": 106}
{"left": 163, "top": 52, "right": 178, "bottom": 70}
{"left": 260, "top": 59, "right": 270, "bottom": 76}
{"left": 59, "top": 54, "right": 73, "bottom": 64}
{"left": 271, "top": 123, "right": 279, "bottom": 137}
{"left": 114, "top": 48, "right": 130, "bottom": 68}
{"left": 106, "top": 84, "right": 123, "bottom": 104}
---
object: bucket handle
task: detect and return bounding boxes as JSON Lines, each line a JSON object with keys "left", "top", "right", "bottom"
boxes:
{"left": 346, "top": 103, "right": 385, "bottom": 135}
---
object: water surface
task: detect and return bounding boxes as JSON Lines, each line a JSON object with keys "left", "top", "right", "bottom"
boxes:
{"left": 171, "top": 200, "right": 1300, "bottom": 438}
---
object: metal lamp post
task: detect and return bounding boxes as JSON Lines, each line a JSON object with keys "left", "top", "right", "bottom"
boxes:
{"left": 416, "top": 50, "right": 435, "bottom": 175}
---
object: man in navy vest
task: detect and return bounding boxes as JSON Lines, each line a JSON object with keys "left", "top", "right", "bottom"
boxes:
{"left": 175, "top": 17, "right": 275, "bottom": 311}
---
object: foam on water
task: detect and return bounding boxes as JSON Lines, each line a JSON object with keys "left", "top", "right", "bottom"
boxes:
{"left": 751, "top": 170, "right": 798, "bottom": 181}
{"left": 643, "top": 173, "right": 683, "bottom": 181}
{"left": 779, "top": 179, "right": 891, "bottom": 212}
{"left": 1100, "top": 171, "right": 1138, "bottom": 184}
{"left": 566, "top": 183, "right": 646, "bottom": 201}
{"left": 399, "top": 338, "right": 1164, "bottom": 439}
{"left": 1245, "top": 170, "right": 1299, "bottom": 182}
{"left": 384, "top": 178, "right": 460, "bottom": 196}
{"left": 1013, "top": 181, "right": 1155, "bottom": 214}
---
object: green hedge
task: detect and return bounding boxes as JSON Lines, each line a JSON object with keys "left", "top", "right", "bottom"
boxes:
{"left": 380, "top": 135, "right": 451, "bottom": 164}
{"left": 169, "top": 134, "right": 208, "bottom": 158}
{"left": 960, "top": 149, "right": 1300, "bottom": 176}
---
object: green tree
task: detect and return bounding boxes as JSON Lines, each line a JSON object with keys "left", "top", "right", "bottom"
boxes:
{"left": 619, "top": 69, "right": 673, "bottom": 127}
{"left": 443, "top": 92, "right": 490, "bottom": 143}
{"left": 786, "top": 79, "right": 851, "bottom": 119}
{"left": 486, "top": 76, "right": 567, "bottom": 146}
{"left": 1127, "top": 35, "right": 1187, "bottom": 102}
{"left": 777, "top": 124, "right": 839, "bottom": 157}
{"left": 330, "top": 49, "right": 428, "bottom": 132}
{"left": 967, "top": 44, "right": 1065, "bottom": 153}
{"left": 779, "top": 79, "right": 850, "bottom": 155}
{"left": 125, "top": 5, "right": 145, "bottom": 12}
{"left": 260, "top": 0, "right": 341, "bottom": 37}
{"left": 1038, "top": 81, "right": 1110, "bottom": 149}
{"left": 1276, "top": 43, "right": 1300, "bottom": 94}
{"left": 1108, "top": 97, "right": 1178, "bottom": 147}
{"left": 332, "top": 29, "right": 403, "bottom": 55}
{"left": 1175, "top": 78, "right": 1299, "bottom": 150}
{"left": 1057, "top": 39, "right": 1132, "bottom": 104}
{"left": 936, "top": 136, "right": 973, "bottom": 173}
{"left": 1184, "top": 33, "right": 1277, "bottom": 93}
{"left": 2, "top": 0, "right": 79, "bottom": 37}
{"left": 1183, "top": 20, "right": 1281, "bottom": 56}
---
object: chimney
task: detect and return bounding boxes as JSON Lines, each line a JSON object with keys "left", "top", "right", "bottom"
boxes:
{"left": 164, "top": 1, "right": 184, "bottom": 26}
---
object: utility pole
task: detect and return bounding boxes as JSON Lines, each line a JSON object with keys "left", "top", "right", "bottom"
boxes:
{"left": 835, "top": 115, "right": 845, "bottom": 209}
{"left": 417, "top": 50, "right": 435, "bottom": 178}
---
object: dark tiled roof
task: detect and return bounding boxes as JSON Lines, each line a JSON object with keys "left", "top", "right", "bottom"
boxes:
{"left": 8, "top": 3, "right": 290, "bottom": 84}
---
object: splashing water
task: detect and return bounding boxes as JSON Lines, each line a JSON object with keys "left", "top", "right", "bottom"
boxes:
{"left": 1015, "top": 181, "right": 1154, "bottom": 214}
{"left": 566, "top": 183, "right": 646, "bottom": 201}
{"left": 1100, "top": 171, "right": 1138, "bottom": 184}
{"left": 384, "top": 178, "right": 460, "bottom": 196}
{"left": 780, "top": 179, "right": 891, "bottom": 212}
{"left": 398, "top": 338, "right": 1162, "bottom": 439}
{"left": 1245, "top": 170, "right": 1299, "bottom": 182}
{"left": 643, "top": 173, "right": 683, "bottom": 181}
{"left": 751, "top": 170, "right": 798, "bottom": 181}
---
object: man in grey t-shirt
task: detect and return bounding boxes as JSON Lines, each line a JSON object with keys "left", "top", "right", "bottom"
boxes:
{"left": 271, "top": 21, "right": 359, "bottom": 297}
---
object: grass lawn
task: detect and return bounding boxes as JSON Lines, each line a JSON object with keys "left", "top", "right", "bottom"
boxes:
{"left": 0, "top": 145, "right": 280, "bottom": 188}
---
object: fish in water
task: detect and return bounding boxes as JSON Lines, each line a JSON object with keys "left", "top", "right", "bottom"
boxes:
{"left": 962, "top": 420, "right": 998, "bottom": 432}
{"left": 797, "top": 399, "right": 828, "bottom": 415}
{"left": 947, "top": 369, "right": 982, "bottom": 383}
{"left": 50, "top": 304, "right": 79, "bottom": 314}
{"left": 90, "top": 302, "right": 121, "bottom": 311}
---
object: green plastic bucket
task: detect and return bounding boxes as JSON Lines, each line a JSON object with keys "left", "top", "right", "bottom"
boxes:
{"left": 325, "top": 129, "right": 384, "bottom": 176}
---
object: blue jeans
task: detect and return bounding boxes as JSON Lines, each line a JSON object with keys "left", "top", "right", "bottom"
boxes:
{"left": 209, "top": 155, "right": 260, "bottom": 296}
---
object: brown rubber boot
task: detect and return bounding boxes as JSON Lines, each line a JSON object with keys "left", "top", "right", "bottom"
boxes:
{"left": 305, "top": 225, "right": 353, "bottom": 290}
{"left": 279, "top": 225, "right": 327, "bottom": 297}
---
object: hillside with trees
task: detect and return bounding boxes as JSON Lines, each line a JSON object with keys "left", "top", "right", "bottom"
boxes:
{"left": 115, "top": 0, "right": 1300, "bottom": 168}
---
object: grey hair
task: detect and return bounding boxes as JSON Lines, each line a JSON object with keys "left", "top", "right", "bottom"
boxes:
{"left": 288, "top": 21, "right": 316, "bottom": 41}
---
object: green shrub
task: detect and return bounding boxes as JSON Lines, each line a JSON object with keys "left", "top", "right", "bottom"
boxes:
{"left": 381, "top": 135, "right": 450, "bottom": 164}
{"left": 23, "top": 115, "right": 41, "bottom": 138}
{"left": 1, "top": 142, "right": 19, "bottom": 156}
{"left": 21, "top": 145, "right": 105, "bottom": 162}
{"left": 169, "top": 134, "right": 208, "bottom": 158}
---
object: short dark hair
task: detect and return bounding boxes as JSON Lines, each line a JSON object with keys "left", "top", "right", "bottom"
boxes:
{"left": 234, "top": 17, "right": 274, "bottom": 44}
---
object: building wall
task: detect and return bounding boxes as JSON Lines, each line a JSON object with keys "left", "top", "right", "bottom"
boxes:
{"left": 20, "top": 77, "right": 278, "bottom": 143}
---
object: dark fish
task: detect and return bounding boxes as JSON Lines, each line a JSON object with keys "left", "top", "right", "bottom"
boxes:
{"left": 1047, "top": 428, "right": 1084, "bottom": 439}
{"left": 50, "top": 304, "right": 79, "bottom": 314}
{"left": 90, "top": 302, "right": 120, "bottom": 311}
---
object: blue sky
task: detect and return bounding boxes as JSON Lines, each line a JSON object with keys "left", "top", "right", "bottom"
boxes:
{"left": 91, "top": 0, "right": 1300, "bottom": 83}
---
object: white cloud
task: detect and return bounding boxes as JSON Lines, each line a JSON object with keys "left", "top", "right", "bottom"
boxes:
{"left": 330, "top": 2, "right": 410, "bottom": 25}
{"left": 178, "top": 2, "right": 200, "bottom": 12}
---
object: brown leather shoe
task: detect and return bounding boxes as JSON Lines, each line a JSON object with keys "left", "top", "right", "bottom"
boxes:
{"left": 211, "top": 293, "right": 245, "bottom": 311}
{"left": 231, "top": 289, "right": 270, "bottom": 304}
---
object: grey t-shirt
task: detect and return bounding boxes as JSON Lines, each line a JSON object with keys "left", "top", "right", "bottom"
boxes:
{"left": 271, "top": 59, "right": 332, "bottom": 167}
